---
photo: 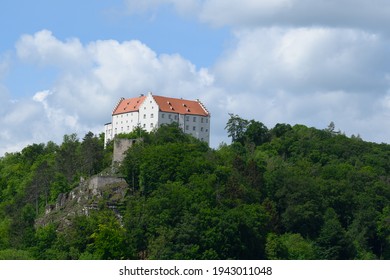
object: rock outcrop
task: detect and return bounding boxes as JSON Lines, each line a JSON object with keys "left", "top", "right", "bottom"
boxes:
{"left": 35, "top": 137, "right": 139, "bottom": 230}
{"left": 36, "top": 175, "right": 129, "bottom": 229}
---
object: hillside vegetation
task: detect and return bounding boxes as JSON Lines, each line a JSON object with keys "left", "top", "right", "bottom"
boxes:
{"left": 0, "top": 116, "right": 389, "bottom": 260}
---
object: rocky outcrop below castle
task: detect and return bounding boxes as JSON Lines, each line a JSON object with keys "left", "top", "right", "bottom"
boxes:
{"left": 36, "top": 175, "right": 129, "bottom": 230}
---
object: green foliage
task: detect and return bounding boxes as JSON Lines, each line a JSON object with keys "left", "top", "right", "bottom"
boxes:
{"left": 88, "top": 211, "right": 128, "bottom": 259}
{"left": 116, "top": 125, "right": 149, "bottom": 142}
{"left": 0, "top": 116, "right": 389, "bottom": 260}
{"left": 0, "top": 249, "right": 33, "bottom": 260}
{"left": 266, "top": 233, "right": 316, "bottom": 260}
{"left": 316, "top": 208, "right": 355, "bottom": 259}
{"left": 225, "top": 113, "right": 249, "bottom": 144}
{"left": 0, "top": 218, "right": 11, "bottom": 249}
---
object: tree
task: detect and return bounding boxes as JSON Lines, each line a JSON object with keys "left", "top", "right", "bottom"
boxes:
{"left": 150, "top": 123, "right": 189, "bottom": 145}
{"left": 225, "top": 113, "right": 249, "bottom": 144}
{"left": 266, "top": 233, "right": 316, "bottom": 260}
{"left": 88, "top": 211, "right": 128, "bottom": 259}
{"left": 244, "top": 120, "right": 270, "bottom": 146}
{"left": 325, "top": 121, "right": 341, "bottom": 135}
{"left": 270, "top": 123, "right": 292, "bottom": 139}
{"left": 316, "top": 208, "right": 355, "bottom": 259}
{"left": 377, "top": 206, "right": 390, "bottom": 259}
{"left": 28, "top": 156, "right": 55, "bottom": 214}
{"left": 80, "top": 132, "right": 103, "bottom": 176}
{"left": 56, "top": 133, "right": 80, "bottom": 184}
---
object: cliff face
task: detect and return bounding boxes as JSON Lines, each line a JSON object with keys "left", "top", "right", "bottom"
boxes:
{"left": 35, "top": 138, "right": 136, "bottom": 230}
{"left": 36, "top": 175, "right": 129, "bottom": 230}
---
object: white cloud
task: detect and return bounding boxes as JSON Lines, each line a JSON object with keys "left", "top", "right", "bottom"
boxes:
{"left": 16, "top": 30, "right": 90, "bottom": 70}
{"left": 0, "top": 59, "right": 8, "bottom": 78}
{"left": 214, "top": 27, "right": 390, "bottom": 93}
{"left": 0, "top": 98, "right": 41, "bottom": 155}
{"left": 3, "top": 0, "right": 390, "bottom": 155}
{"left": 32, "top": 90, "right": 52, "bottom": 103}
{"left": 124, "top": 0, "right": 390, "bottom": 32}
{"left": 210, "top": 26, "right": 390, "bottom": 142}
{"left": 1, "top": 30, "right": 220, "bottom": 155}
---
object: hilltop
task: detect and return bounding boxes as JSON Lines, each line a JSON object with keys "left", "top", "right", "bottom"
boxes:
{"left": 0, "top": 118, "right": 389, "bottom": 260}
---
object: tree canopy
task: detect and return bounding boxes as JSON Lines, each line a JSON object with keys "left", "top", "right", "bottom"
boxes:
{"left": 0, "top": 119, "right": 389, "bottom": 259}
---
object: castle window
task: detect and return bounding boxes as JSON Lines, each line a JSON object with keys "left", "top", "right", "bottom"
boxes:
{"left": 162, "top": 113, "right": 165, "bottom": 118}
{"left": 193, "top": 126, "right": 196, "bottom": 131}
{"left": 201, "top": 118, "right": 204, "bottom": 123}
{"left": 206, "top": 118, "right": 208, "bottom": 123}
{"left": 150, "top": 123, "right": 154, "bottom": 128}
{"left": 168, "top": 114, "right": 172, "bottom": 119}
{"left": 143, "top": 124, "right": 146, "bottom": 128}
{"left": 201, "top": 127, "right": 204, "bottom": 132}
{"left": 143, "top": 114, "right": 146, "bottom": 119}
{"left": 186, "top": 116, "right": 189, "bottom": 121}
{"left": 174, "top": 115, "right": 178, "bottom": 120}
{"left": 151, "top": 113, "right": 154, "bottom": 118}
{"left": 185, "top": 125, "right": 189, "bottom": 130}
{"left": 193, "top": 117, "right": 197, "bottom": 122}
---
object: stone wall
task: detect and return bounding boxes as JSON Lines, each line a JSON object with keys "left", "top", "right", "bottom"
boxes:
{"left": 112, "top": 138, "right": 138, "bottom": 165}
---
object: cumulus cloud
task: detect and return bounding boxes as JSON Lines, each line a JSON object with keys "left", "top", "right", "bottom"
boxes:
{"left": 0, "top": 97, "right": 42, "bottom": 155}
{"left": 2, "top": 0, "right": 390, "bottom": 155}
{"left": 210, "top": 26, "right": 390, "bottom": 142}
{"left": 214, "top": 28, "right": 390, "bottom": 92}
{"left": 1, "top": 30, "right": 219, "bottom": 155}
{"left": 16, "top": 30, "right": 90, "bottom": 70}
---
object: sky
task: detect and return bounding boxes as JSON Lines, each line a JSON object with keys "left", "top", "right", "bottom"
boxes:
{"left": 1, "top": 0, "right": 390, "bottom": 155}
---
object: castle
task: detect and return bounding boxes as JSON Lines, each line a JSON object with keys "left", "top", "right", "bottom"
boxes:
{"left": 104, "top": 92, "right": 211, "bottom": 145}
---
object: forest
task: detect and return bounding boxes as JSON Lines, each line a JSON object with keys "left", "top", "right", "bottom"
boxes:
{"left": 0, "top": 115, "right": 389, "bottom": 260}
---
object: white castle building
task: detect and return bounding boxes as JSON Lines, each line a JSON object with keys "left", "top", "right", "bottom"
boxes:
{"left": 104, "top": 92, "right": 210, "bottom": 145}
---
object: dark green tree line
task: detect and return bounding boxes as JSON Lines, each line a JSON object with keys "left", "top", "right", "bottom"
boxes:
{"left": 0, "top": 117, "right": 389, "bottom": 260}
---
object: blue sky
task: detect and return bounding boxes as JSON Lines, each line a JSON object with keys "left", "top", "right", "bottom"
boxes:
{"left": 1, "top": 0, "right": 390, "bottom": 155}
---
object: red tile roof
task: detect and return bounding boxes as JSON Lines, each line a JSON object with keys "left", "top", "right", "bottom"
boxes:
{"left": 112, "top": 95, "right": 146, "bottom": 115}
{"left": 153, "top": 95, "right": 209, "bottom": 116}
{"left": 112, "top": 93, "right": 209, "bottom": 117}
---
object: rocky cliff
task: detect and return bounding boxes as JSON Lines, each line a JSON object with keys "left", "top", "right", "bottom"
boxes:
{"left": 35, "top": 138, "right": 138, "bottom": 230}
{"left": 36, "top": 175, "right": 129, "bottom": 230}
